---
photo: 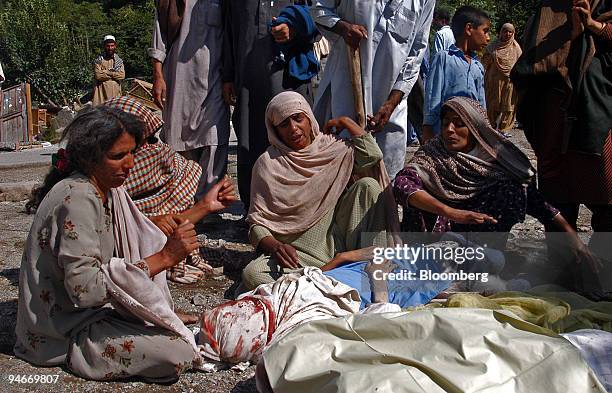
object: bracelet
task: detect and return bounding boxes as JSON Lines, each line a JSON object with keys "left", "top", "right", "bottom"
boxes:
{"left": 594, "top": 21, "right": 607, "bottom": 35}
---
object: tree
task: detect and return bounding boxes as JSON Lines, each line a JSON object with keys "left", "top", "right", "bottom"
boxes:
{"left": 0, "top": 0, "right": 155, "bottom": 104}
{"left": 0, "top": 0, "right": 88, "bottom": 104}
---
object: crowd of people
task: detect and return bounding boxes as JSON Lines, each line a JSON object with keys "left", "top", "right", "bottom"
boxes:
{"left": 13, "top": 0, "right": 611, "bottom": 388}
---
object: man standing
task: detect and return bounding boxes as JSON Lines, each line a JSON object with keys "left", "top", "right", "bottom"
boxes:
{"left": 222, "top": 0, "right": 318, "bottom": 211}
{"left": 149, "top": 0, "right": 229, "bottom": 198}
{"left": 311, "top": 0, "right": 434, "bottom": 179}
{"left": 431, "top": 8, "right": 455, "bottom": 59}
{"left": 92, "top": 35, "right": 125, "bottom": 105}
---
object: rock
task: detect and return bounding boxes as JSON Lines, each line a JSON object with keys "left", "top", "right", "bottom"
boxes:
{"left": 0, "top": 181, "right": 38, "bottom": 202}
{"left": 50, "top": 106, "right": 76, "bottom": 134}
{"left": 192, "top": 294, "right": 207, "bottom": 306}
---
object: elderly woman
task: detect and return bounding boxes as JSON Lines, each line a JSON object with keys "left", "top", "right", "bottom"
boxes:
{"left": 482, "top": 23, "right": 522, "bottom": 131}
{"left": 242, "top": 91, "right": 395, "bottom": 290}
{"left": 14, "top": 107, "right": 223, "bottom": 381}
{"left": 393, "top": 96, "right": 600, "bottom": 273}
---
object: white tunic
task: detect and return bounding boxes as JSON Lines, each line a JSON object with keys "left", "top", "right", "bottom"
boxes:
{"left": 311, "top": 0, "right": 434, "bottom": 177}
{"left": 149, "top": 0, "right": 229, "bottom": 151}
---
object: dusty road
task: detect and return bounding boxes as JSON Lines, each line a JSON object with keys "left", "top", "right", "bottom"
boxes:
{"left": 0, "top": 134, "right": 594, "bottom": 392}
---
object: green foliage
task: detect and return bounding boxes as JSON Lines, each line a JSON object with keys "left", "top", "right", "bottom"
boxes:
{"left": 435, "top": 0, "right": 540, "bottom": 38}
{"left": 110, "top": 1, "right": 155, "bottom": 79}
{"left": 0, "top": 0, "right": 154, "bottom": 104}
{"left": 0, "top": 0, "right": 539, "bottom": 104}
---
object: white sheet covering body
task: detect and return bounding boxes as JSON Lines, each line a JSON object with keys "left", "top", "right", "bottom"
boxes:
{"left": 260, "top": 308, "right": 607, "bottom": 393}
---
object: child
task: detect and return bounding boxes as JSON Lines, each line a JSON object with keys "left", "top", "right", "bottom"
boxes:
{"left": 423, "top": 6, "right": 491, "bottom": 142}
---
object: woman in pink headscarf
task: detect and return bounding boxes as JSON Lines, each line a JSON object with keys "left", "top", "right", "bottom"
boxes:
{"left": 241, "top": 91, "right": 397, "bottom": 290}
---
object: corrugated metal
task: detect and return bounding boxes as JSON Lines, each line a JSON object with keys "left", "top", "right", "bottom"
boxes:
{"left": 0, "top": 83, "right": 30, "bottom": 143}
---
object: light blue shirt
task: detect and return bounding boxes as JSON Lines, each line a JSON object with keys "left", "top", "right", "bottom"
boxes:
{"left": 431, "top": 25, "right": 455, "bottom": 59}
{"left": 424, "top": 44, "right": 486, "bottom": 134}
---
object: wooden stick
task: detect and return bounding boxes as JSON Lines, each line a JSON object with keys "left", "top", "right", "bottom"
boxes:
{"left": 347, "top": 45, "right": 366, "bottom": 128}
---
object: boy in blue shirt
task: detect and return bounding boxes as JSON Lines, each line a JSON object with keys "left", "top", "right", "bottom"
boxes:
{"left": 423, "top": 6, "right": 491, "bottom": 142}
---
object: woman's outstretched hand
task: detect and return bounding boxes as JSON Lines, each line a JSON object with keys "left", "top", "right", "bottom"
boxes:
{"left": 324, "top": 116, "right": 366, "bottom": 137}
{"left": 447, "top": 208, "right": 498, "bottom": 225}
{"left": 200, "top": 176, "right": 238, "bottom": 214}
{"left": 150, "top": 214, "right": 180, "bottom": 236}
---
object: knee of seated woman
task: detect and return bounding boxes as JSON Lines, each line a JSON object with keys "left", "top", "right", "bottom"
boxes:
{"left": 349, "top": 177, "right": 382, "bottom": 198}
{"left": 241, "top": 255, "right": 278, "bottom": 289}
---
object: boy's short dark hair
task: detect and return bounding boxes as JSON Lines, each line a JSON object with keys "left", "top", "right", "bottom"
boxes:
{"left": 451, "top": 6, "right": 490, "bottom": 38}
{"left": 434, "top": 8, "right": 451, "bottom": 22}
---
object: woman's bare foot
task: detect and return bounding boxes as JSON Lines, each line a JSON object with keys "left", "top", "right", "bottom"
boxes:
{"left": 176, "top": 311, "right": 199, "bottom": 325}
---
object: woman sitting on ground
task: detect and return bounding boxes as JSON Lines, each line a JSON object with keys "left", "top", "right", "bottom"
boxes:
{"left": 15, "top": 107, "right": 229, "bottom": 381}
{"left": 394, "top": 96, "right": 598, "bottom": 270}
{"left": 103, "top": 97, "right": 237, "bottom": 283}
{"left": 242, "top": 91, "right": 396, "bottom": 290}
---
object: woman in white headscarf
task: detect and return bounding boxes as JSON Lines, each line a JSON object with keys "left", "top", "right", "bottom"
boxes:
{"left": 482, "top": 23, "right": 523, "bottom": 131}
{"left": 242, "top": 91, "right": 396, "bottom": 290}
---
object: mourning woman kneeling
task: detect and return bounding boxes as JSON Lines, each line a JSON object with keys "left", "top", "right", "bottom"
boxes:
{"left": 15, "top": 107, "right": 206, "bottom": 382}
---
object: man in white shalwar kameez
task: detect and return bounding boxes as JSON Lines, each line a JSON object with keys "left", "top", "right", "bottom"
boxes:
{"left": 149, "top": 0, "right": 229, "bottom": 199}
{"left": 311, "top": 0, "right": 434, "bottom": 178}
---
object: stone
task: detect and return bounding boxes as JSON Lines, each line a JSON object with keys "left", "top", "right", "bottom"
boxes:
{"left": 192, "top": 294, "right": 207, "bottom": 306}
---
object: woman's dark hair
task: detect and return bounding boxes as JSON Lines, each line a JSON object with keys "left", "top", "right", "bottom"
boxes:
{"left": 26, "top": 106, "right": 144, "bottom": 213}
{"left": 451, "top": 6, "right": 490, "bottom": 38}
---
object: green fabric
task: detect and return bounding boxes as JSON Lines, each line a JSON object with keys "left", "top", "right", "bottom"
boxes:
{"left": 243, "top": 134, "right": 387, "bottom": 289}
{"left": 248, "top": 133, "right": 383, "bottom": 249}
{"left": 441, "top": 290, "right": 612, "bottom": 333}
{"left": 242, "top": 178, "right": 388, "bottom": 289}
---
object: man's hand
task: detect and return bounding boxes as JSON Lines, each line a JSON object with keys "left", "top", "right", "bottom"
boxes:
{"left": 322, "top": 246, "right": 376, "bottom": 271}
{"left": 333, "top": 20, "right": 367, "bottom": 50}
{"left": 152, "top": 75, "right": 167, "bottom": 109}
{"left": 152, "top": 59, "right": 166, "bottom": 109}
{"left": 447, "top": 208, "right": 498, "bottom": 225}
{"left": 223, "top": 82, "right": 237, "bottom": 106}
{"left": 367, "top": 90, "right": 404, "bottom": 131}
{"left": 150, "top": 214, "right": 181, "bottom": 236}
{"left": 271, "top": 18, "right": 294, "bottom": 43}
{"left": 200, "top": 176, "right": 238, "bottom": 214}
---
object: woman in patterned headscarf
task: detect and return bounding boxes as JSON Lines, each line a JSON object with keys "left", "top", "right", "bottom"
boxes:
{"left": 393, "top": 97, "right": 598, "bottom": 271}
{"left": 103, "top": 97, "right": 237, "bottom": 284}
{"left": 482, "top": 23, "right": 522, "bottom": 131}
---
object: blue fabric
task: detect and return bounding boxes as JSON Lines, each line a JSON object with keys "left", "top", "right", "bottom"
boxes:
{"left": 270, "top": 5, "right": 319, "bottom": 82}
{"left": 324, "top": 258, "right": 451, "bottom": 310}
{"left": 424, "top": 44, "right": 486, "bottom": 134}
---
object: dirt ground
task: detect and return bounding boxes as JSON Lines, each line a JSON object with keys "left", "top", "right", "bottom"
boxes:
{"left": 0, "top": 135, "right": 594, "bottom": 392}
